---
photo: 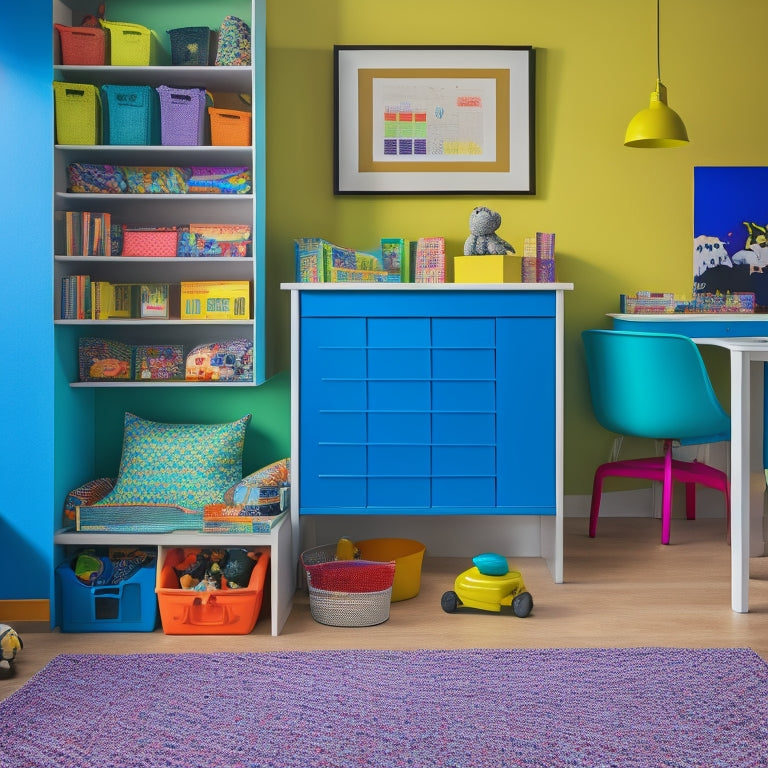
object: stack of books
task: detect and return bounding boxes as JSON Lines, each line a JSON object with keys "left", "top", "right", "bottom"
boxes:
{"left": 295, "top": 237, "right": 389, "bottom": 283}
{"left": 60, "top": 274, "right": 91, "bottom": 319}
{"left": 65, "top": 212, "right": 111, "bottom": 256}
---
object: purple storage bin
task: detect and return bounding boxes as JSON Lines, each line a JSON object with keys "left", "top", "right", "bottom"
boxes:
{"left": 157, "top": 85, "right": 207, "bottom": 146}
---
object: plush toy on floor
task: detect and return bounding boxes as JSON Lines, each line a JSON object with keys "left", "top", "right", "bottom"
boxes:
{"left": 463, "top": 206, "right": 515, "bottom": 256}
{"left": 0, "top": 624, "right": 22, "bottom": 678}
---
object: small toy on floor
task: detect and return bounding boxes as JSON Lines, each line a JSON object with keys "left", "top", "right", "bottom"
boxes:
{"left": 441, "top": 553, "right": 533, "bottom": 618}
{"left": 0, "top": 624, "right": 22, "bottom": 678}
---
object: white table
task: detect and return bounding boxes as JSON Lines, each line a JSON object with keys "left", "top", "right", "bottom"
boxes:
{"left": 693, "top": 337, "right": 768, "bottom": 612}
{"left": 610, "top": 313, "right": 768, "bottom": 613}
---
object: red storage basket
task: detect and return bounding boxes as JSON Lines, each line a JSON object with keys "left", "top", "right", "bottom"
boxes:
{"left": 55, "top": 24, "right": 107, "bottom": 65}
{"left": 301, "top": 544, "right": 396, "bottom": 627}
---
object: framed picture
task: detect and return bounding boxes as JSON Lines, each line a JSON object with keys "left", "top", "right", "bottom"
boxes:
{"left": 334, "top": 45, "right": 535, "bottom": 195}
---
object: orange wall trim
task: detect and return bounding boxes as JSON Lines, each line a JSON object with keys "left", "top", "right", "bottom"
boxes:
{"left": 0, "top": 599, "right": 50, "bottom": 622}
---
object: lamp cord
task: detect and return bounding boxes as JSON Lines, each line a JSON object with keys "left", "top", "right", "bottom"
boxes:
{"left": 656, "top": 0, "right": 661, "bottom": 82}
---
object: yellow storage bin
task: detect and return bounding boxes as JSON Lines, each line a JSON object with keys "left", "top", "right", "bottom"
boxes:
{"left": 355, "top": 538, "right": 426, "bottom": 601}
{"left": 100, "top": 20, "right": 156, "bottom": 65}
{"left": 53, "top": 82, "right": 101, "bottom": 145}
{"left": 453, "top": 254, "right": 522, "bottom": 283}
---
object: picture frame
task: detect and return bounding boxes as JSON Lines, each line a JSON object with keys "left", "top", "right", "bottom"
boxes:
{"left": 334, "top": 45, "right": 535, "bottom": 195}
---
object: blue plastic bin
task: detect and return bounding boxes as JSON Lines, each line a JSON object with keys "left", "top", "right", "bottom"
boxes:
{"left": 101, "top": 84, "right": 161, "bottom": 145}
{"left": 56, "top": 557, "right": 159, "bottom": 632}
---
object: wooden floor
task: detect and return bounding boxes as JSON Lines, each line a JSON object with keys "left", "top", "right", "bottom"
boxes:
{"left": 3, "top": 516, "right": 768, "bottom": 701}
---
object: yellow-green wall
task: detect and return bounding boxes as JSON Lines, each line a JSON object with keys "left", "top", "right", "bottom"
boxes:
{"left": 264, "top": 0, "right": 765, "bottom": 495}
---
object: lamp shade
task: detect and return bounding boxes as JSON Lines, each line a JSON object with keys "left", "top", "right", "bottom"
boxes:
{"left": 624, "top": 81, "right": 689, "bottom": 147}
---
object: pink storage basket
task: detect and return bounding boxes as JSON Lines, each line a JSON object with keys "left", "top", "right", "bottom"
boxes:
{"left": 121, "top": 226, "right": 178, "bottom": 257}
{"left": 157, "top": 86, "right": 207, "bottom": 146}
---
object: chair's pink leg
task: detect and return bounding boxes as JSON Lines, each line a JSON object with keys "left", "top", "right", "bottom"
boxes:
{"left": 661, "top": 440, "right": 673, "bottom": 545}
{"left": 589, "top": 468, "right": 604, "bottom": 538}
{"left": 685, "top": 483, "right": 696, "bottom": 520}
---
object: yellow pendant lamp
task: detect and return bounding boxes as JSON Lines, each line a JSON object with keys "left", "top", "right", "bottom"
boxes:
{"left": 624, "top": 0, "right": 689, "bottom": 148}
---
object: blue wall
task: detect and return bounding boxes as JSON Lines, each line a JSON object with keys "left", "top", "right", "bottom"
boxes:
{"left": 0, "top": 0, "right": 55, "bottom": 603}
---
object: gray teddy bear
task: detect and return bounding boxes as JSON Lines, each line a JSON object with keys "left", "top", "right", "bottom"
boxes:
{"left": 463, "top": 206, "right": 515, "bottom": 255}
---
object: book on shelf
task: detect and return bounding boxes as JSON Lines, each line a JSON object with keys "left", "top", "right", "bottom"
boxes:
{"left": 180, "top": 281, "right": 250, "bottom": 320}
{"left": 414, "top": 237, "right": 446, "bottom": 283}
{"left": 65, "top": 211, "right": 111, "bottom": 256}
{"left": 381, "top": 237, "right": 409, "bottom": 282}
{"left": 535, "top": 232, "right": 556, "bottom": 282}
{"left": 522, "top": 236, "right": 537, "bottom": 282}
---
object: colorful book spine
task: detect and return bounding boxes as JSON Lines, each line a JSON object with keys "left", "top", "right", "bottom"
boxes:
{"left": 295, "top": 237, "right": 327, "bottom": 282}
{"left": 414, "top": 237, "right": 446, "bottom": 283}
{"left": 535, "top": 232, "right": 556, "bottom": 282}
{"left": 381, "top": 237, "right": 408, "bottom": 282}
{"left": 522, "top": 236, "right": 537, "bottom": 283}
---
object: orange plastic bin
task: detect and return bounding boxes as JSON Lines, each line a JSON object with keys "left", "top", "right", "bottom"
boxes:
{"left": 156, "top": 546, "right": 269, "bottom": 634}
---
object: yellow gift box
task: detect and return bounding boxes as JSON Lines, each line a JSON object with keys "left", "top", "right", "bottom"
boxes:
{"left": 453, "top": 255, "right": 522, "bottom": 283}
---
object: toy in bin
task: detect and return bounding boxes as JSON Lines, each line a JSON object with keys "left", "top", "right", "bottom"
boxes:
{"left": 441, "top": 552, "right": 533, "bottom": 618}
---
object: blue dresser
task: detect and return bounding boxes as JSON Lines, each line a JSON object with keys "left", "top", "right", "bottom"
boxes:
{"left": 283, "top": 283, "right": 573, "bottom": 582}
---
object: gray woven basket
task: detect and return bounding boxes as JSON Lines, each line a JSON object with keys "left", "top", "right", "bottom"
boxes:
{"left": 301, "top": 543, "right": 395, "bottom": 627}
{"left": 306, "top": 584, "right": 393, "bottom": 627}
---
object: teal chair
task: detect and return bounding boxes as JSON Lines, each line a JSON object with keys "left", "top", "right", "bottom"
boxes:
{"left": 582, "top": 330, "right": 731, "bottom": 545}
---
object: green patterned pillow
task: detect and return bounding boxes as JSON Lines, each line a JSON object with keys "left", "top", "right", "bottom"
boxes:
{"left": 96, "top": 412, "right": 251, "bottom": 512}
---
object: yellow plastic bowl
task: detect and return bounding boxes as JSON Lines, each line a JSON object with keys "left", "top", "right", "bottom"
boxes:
{"left": 355, "top": 538, "right": 426, "bottom": 601}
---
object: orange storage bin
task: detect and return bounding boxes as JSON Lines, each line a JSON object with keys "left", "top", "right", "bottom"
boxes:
{"left": 208, "top": 107, "right": 251, "bottom": 146}
{"left": 156, "top": 546, "right": 269, "bottom": 634}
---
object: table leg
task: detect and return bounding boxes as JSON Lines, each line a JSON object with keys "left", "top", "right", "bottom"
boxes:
{"left": 730, "top": 350, "right": 751, "bottom": 613}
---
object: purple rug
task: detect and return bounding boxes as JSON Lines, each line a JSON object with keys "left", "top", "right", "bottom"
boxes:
{"left": 1, "top": 648, "right": 766, "bottom": 768}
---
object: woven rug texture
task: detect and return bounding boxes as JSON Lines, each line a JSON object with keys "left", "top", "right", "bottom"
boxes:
{"left": 1, "top": 647, "right": 766, "bottom": 768}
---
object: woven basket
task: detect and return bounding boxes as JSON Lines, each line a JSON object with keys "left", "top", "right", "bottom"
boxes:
{"left": 55, "top": 24, "right": 107, "bottom": 65}
{"left": 122, "top": 227, "right": 179, "bottom": 257}
{"left": 158, "top": 86, "right": 207, "bottom": 146}
{"left": 301, "top": 544, "right": 396, "bottom": 627}
{"left": 208, "top": 108, "right": 251, "bottom": 146}
{"left": 100, "top": 20, "right": 153, "bottom": 65}
{"left": 54, "top": 82, "right": 101, "bottom": 145}
{"left": 167, "top": 26, "right": 212, "bottom": 66}
{"left": 102, "top": 85, "right": 160, "bottom": 146}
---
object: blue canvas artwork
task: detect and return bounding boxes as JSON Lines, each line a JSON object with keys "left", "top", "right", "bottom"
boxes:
{"left": 694, "top": 166, "right": 768, "bottom": 310}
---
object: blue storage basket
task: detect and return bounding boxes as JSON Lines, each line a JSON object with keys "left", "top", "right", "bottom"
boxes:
{"left": 101, "top": 84, "right": 161, "bottom": 145}
{"left": 56, "top": 556, "right": 159, "bottom": 632}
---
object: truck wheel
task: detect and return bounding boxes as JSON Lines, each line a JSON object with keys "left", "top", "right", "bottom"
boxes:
{"left": 512, "top": 591, "right": 533, "bottom": 618}
{"left": 441, "top": 591, "right": 459, "bottom": 613}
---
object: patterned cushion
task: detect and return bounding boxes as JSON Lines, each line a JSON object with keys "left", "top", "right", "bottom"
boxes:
{"left": 96, "top": 412, "right": 251, "bottom": 513}
{"left": 224, "top": 457, "right": 290, "bottom": 507}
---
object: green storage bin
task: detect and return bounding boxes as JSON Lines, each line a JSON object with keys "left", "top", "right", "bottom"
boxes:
{"left": 54, "top": 82, "right": 101, "bottom": 145}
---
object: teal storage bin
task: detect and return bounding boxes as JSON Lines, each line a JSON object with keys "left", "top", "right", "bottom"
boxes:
{"left": 101, "top": 84, "right": 161, "bottom": 145}
{"left": 56, "top": 555, "right": 159, "bottom": 632}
